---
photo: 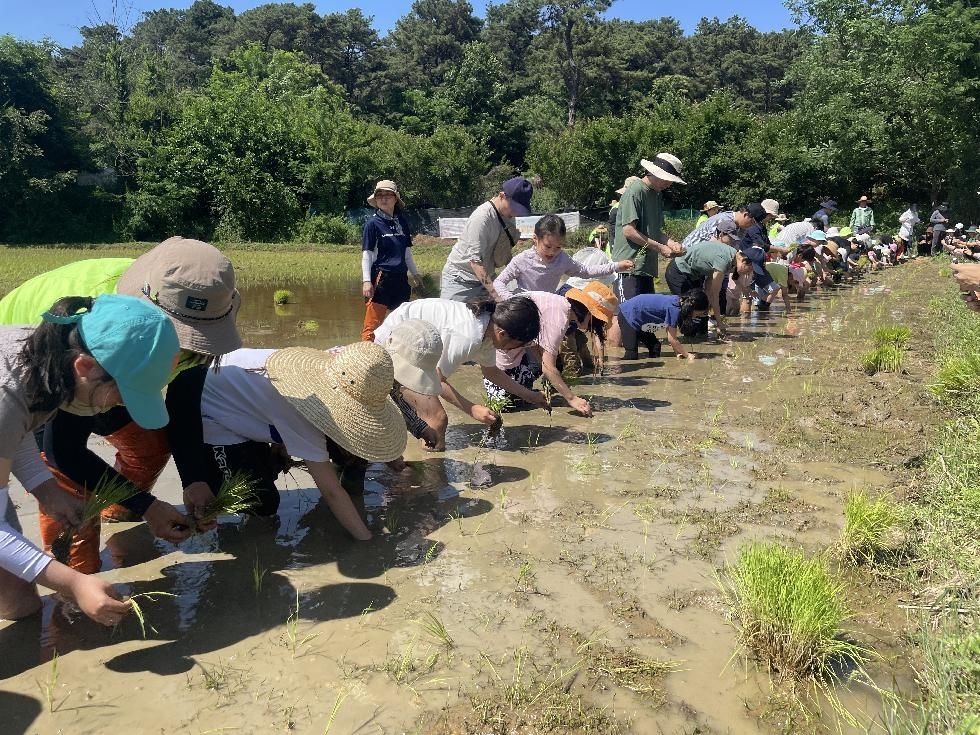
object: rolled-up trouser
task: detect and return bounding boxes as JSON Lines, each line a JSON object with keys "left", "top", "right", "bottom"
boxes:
{"left": 38, "top": 421, "right": 170, "bottom": 574}
{"left": 614, "top": 273, "right": 655, "bottom": 352}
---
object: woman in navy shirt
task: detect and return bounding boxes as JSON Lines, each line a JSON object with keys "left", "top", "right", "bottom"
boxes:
{"left": 361, "top": 180, "right": 422, "bottom": 341}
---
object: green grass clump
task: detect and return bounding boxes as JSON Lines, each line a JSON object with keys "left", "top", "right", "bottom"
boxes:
{"left": 298, "top": 319, "right": 320, "bottom": 334}
{"left": 860, "top": 343, "right": 904, "bottom": 374}
{"left": 930, "top": 353, "right": 980, "bottom": 409}
{"left": 721, "top": 541, "right": 869, "bottom": 680}
{"left": 837, "top": 490, "right": 905, "bottom": 564}
{"left": 873, "top": 325, "right": 911, "bottom": 348}
{"left": 273, "top": 289, "right": 294, "bottom": 304}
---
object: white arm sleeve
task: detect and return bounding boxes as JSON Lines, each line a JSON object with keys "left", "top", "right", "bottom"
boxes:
{"left": 361, "top": 249, "right": 376, "bottom": 283}
{"left": 404, "top": 247, "right": 419, "bottom": 276}
{"left": 11, "top": 431, "right": 52, "bottom": 493}
{"left": 0, "top": 486, "right": 52, "bottom": 582}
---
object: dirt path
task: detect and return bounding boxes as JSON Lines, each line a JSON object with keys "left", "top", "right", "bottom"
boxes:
{"left": 0, "top": 260, "right": 945, "bottom": 734}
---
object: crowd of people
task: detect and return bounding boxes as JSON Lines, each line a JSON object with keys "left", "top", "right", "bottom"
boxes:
{"left": 0, "top": 159, "right": 972, "bottom": 630}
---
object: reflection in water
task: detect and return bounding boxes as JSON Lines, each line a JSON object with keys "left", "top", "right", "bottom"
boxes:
{"left": 237, "top": 283, "right": 364, "bottom": 348}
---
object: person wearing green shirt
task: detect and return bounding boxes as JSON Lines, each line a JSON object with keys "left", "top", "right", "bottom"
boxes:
{"left": 610, "top": 153, "right": 686, "bottom": 358}
{"left": 850, "top": 195, "right": 875, "bottom": 234}
{"left": 696, "top": 200, "right": 723, "bottom": 227}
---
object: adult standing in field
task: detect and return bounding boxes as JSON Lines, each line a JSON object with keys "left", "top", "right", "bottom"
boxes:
{"left": 696, "top": 200, "right": 723, "bottom": 226}
{"left": 930, "top": 203, "right": 950, "bottom": 255}
{"left": 898, "top": 203, "right": 919, "bottom": 255}
{"left": 440, "top": 177, "right": 534, "bottom": 302}
{"left": 850, "top": 195, "right": 875, "bottom": 235}
{"left": 0, "top": 238, "right": 241, "bottom": 572}
{"left": 0, "top": 295, "right": 178, "bottom": 624}
{"left": 812, "top": 199, "right": 837, "bottom": 231}
{"left": 610, "top": 154, "right": 686, "bottom": 360}
{"left": 361, "top": 180, "right": 422, "bottom": 342}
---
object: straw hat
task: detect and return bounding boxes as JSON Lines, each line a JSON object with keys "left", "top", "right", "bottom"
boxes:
{"left": 565, "top": 280, "right": 619, "bottom": 323}
{"left": 702, "top": 200, "right": 723, "bottom": 212}
{"left": 367, "top": 179, "right": 404, "bottom": 209}
{"left": 116, "top": 236, "right": 241, "bottom": 356}
{"left": 384, "top": 319, "right": 442, "bottom": 396}
{"left": 615, "top": 176, "right": 641, "bottom": 195}
{"left": 640, "top": 153, "right": 686, "bottom": 185}
{"left": 266, "top": 342, "right": 407, "bottom": 462}
{"left": 857, "top": 195, "right": 871, "bottom": 204}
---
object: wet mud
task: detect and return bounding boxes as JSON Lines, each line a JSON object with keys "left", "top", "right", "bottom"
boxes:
{"left": 0, "top": 261, "right": 946, "bottom": 733}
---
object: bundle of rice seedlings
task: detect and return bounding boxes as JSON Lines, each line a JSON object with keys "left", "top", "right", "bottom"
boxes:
{"left": 194, "top": 473, "right": 259, "bottom": 529}
{"left": 837, "top": 490, "right": 905, "bottom": 564}
{"left": 860, "top": 344, "right": 904, "bottom": 374}
{"left": 273, "top": 289, "right": 293, "bottom": 305}
{"left": 873, "top": 325, "right": 911, "bottom": 349}
{"left": 721, "top": 541, "right": 870, "bottom": 681}
{"left": 51, "top": 474, "right": 140, "bottom": 564}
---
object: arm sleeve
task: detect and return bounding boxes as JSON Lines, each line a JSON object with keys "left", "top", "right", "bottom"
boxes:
{"left": 361, "top": 249, "right": 376, "bottom": 283}
{"left": 0, "top": 486, "right": 53, "bottom": 582}
{"left": 492, "top": 255, "right": 521, "bottom": 298}
{"left": 165, "top": 365, "right": 210, "bottom": 489}
{"left": 42, "top": 410, "right": 156, "bottom": 517}
{"left": 11, "top": 431, "right": 52, "bottom": 492}
{"left": 404, "top": 247, "right": 419, "bottom": 277}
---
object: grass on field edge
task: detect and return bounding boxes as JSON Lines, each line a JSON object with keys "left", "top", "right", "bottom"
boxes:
{"left": 886, "top": 290, "right": 980, "bottom": 733}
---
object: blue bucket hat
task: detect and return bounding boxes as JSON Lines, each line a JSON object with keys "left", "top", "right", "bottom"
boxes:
{"left": 42, "top": 294, "right": 180, "bottom": 429}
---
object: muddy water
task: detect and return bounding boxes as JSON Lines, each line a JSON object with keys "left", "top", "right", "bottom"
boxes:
{"left": 0, "top": 264, "right": 942, "bottom": 734}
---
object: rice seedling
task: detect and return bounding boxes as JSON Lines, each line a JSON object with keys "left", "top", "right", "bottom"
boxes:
{"left": 298, "top": 318, "right": 320, "bottom": 334}
{"left": 873, "top": 325, "right": 911, "bottom": 348}
{"left": 837, "top": 490, "right": 906, "bottom": 564}
{"left": 720, "top": 541, "right": 871, "bottom": 682}
{"left": 273, "top": 288, "right": 294, "bottom": 304}
{"left": 36, "top": 651, "right": 60, "bottom": 712}
{"left": 284, "top": 590, "right": 319, "bottom": 656}
{"left": 195, "top": 473, "right": 258, "bottom": 529}
{"left": 617, "top": 416, "right": 638, "bottom": 441}
{"left": 252, "top": 556, "right": 267, "bottom": 595}
{"left": 484, "top": 394, "right": 513, "bottom": 414}
{"left": 127, "top": 591, "right": 177, "bottom": 638}
{"left": 860, "top": 343, "right": 904, "bottom": 374}
{"left": 51, "top": 473, "right": 140, "bottom": 564}
{"left": 322, "top": 687, "right": 349, "bottom": 734}
{"left": 418, "top": 610, "right": 454, "bottom": 649}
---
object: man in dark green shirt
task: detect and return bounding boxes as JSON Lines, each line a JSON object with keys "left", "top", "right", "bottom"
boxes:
{"left": 610, "top": 153, "right": 686, "bottom": 358}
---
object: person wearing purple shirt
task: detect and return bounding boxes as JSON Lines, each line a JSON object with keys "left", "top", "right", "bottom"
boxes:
{"left": 493, "top": 214, "right": 632, "bottom": 297}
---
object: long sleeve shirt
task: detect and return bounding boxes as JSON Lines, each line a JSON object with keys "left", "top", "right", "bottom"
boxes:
{"left": 493, "top": 248, "right": 618, "bottom": 297}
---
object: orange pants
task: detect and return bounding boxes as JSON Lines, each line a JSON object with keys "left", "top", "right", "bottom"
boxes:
{"left": 361, "top": 300, "right": 390, "bottom": 342}
{"left": 38, "top": 422, "right": 171, "bottom": 573}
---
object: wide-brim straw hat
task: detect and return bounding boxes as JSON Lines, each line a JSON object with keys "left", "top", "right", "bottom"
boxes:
{"left": 640, "top": 153, "right": 686, "bottom": 185}
{"left": 367, "top": 179, "right": 405, "bottom": 209}
{"left": 857, "top": 195, "right": 871, "bottom": 203}
{"left": 116, "top": 236, "right": 241, "bottom": 356}
{"left": 266, "top": 343, "right": 407, "bottom": 463}
{"left": 565, "top": 280, "right": 619, "bottom": 323}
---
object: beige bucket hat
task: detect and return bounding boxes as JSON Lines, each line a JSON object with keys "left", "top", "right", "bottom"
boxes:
{"left": 367, "top": 179, "right": 405, "bottom": 209}
{"left": 615, "top": 176, "right": 641, "bottom": 195}
{"left": 116, "top": 236, "right": 241, "bottom": 356}
{"left": 640, "top": 153, "right": 686, "bottom": 185}
{"left": 384, "top": 319, "right": 442, "bottom": 396}
{"left": 266, "top": 342, "right": 407, "bottom": 462}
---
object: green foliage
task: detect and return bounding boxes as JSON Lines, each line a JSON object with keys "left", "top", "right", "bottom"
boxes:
{"left": 296, "top": 215, "right": 359, "bottom": 246}
{"left": 860, "top": 344, "right": 904, "bottom": 374}
{"left": 838, "top": 490, "right": 905, "bottom": 564}
{"left": 273, "top": 289, "right": 293, "bottom": 305}
{"left": 873, "top": 325, "right": 911, "bottom": 349}
{"left": 721, "top": 541, "right": 869, "bottom": 680}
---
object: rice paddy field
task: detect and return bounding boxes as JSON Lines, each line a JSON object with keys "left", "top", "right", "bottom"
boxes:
{"left": 1, "top": 244, "right": 978, "bottom": 734}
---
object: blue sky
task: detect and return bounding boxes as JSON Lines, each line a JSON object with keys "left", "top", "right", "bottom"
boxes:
{"left": 3, "top": 0, "right": 797, "bottom": 47}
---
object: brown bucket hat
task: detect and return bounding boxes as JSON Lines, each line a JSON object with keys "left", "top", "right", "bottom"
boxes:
{"left": 116, "top": 236, "right": 242, "bottom": 356}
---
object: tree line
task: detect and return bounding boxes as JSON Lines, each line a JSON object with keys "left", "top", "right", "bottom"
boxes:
{"left": 1, "top": 0, "right": 978, "bottom": 243}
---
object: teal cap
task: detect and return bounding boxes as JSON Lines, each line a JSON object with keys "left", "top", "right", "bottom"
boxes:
{"left": 44, "top": 294, "right": 180, "bottom": 429}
